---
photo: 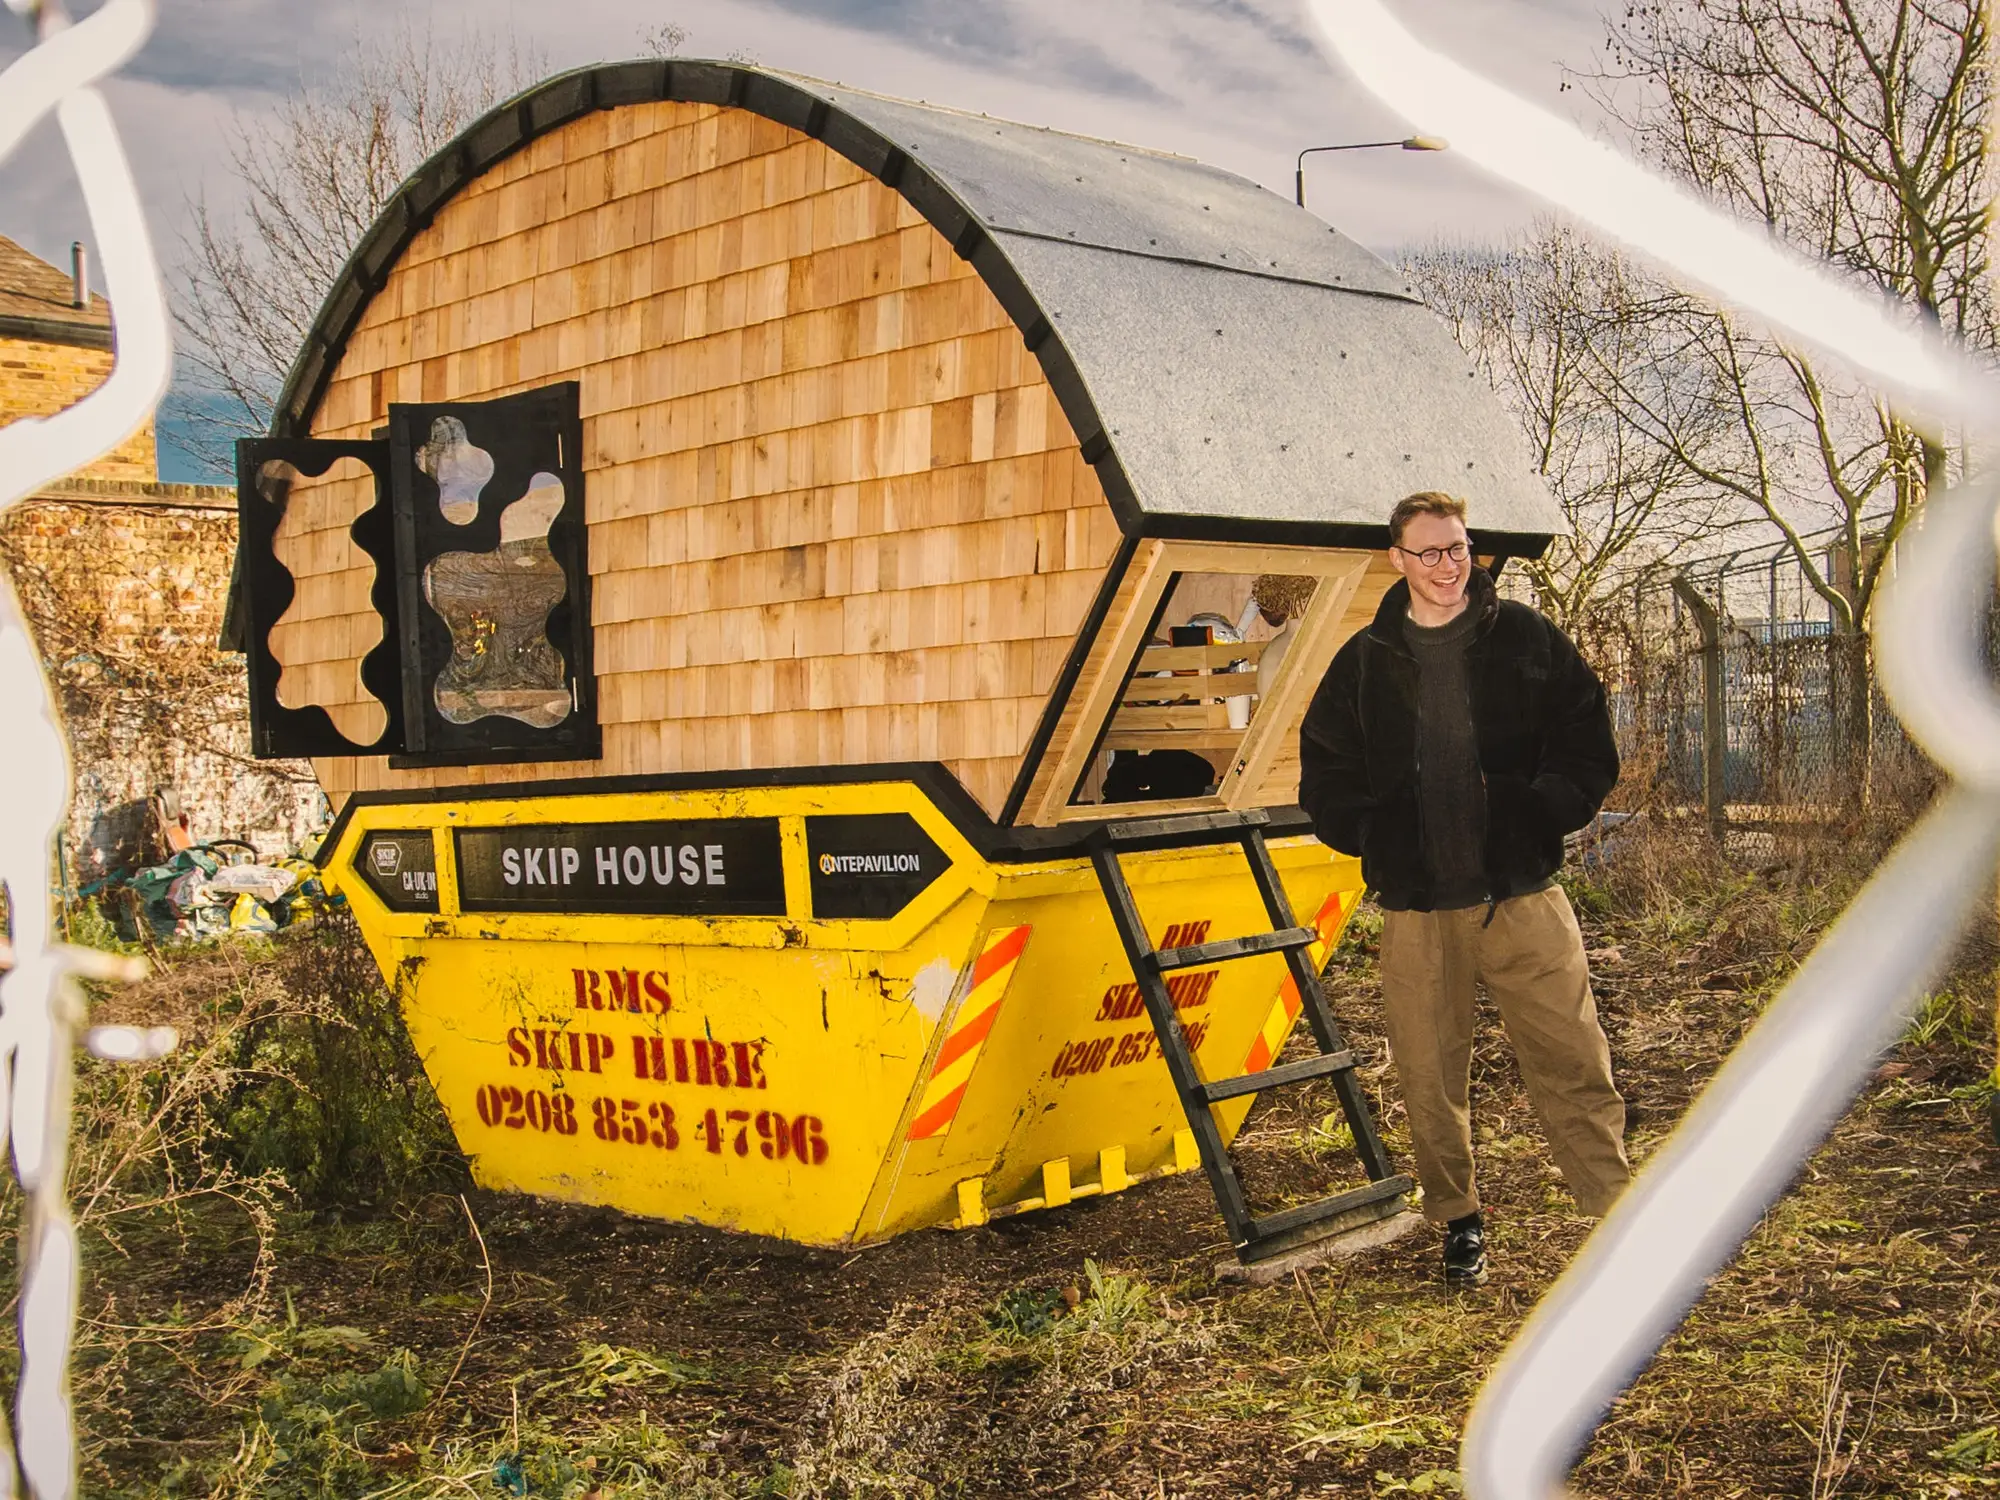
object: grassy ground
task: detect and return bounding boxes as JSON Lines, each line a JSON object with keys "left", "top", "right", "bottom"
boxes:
{"left": 44, "top": 823, "right": 2000, "bottom": 1498}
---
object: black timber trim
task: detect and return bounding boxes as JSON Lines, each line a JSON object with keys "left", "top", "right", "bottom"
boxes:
{"left": 998, "top": 529, "right": 1139, "bottom": 826}
{"left": 1130, "top": 511, "right": 1551, "bottom": 562}
{"left": 234, "top": 437, "right": 404, "bottom": 757}
{"left": 318, "top": 760, "right": 1317, "bottom": 868}
{"left": 0, "top": 314, "right": 114, "bottom": 351}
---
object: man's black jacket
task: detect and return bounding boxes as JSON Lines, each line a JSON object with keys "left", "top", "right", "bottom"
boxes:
{"left": 1298, "top": 568, "right": 1618, "bottom": 910}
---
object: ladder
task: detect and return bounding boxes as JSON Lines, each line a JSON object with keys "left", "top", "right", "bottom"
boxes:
{"left": 1088, "top": 809, "right": 1413, "bottom": 1264}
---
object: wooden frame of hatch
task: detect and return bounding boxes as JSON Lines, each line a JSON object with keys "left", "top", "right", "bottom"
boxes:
{"left": 1015, "top": 538, "right": 1374, "bottom": 829}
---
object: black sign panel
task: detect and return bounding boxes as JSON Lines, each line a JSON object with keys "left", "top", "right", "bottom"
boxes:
{"left": 455, "top": 820, "right": 786, "bottom": 915}
{"left": 354, "top": 829, "right": 439, "bottom": 913}
{"left": 806, "top": 814, "right": 950, "bottom": 920}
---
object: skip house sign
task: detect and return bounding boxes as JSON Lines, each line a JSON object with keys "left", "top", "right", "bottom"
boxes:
{"left": 453, "top": 820, "right": 787, "bottom": 916}
{"left": 354, "top": 815, "right": 951, "bottom": 919}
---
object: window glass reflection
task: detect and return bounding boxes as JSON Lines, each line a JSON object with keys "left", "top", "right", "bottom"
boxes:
{"left": 423, "top": 471, "right": 571, "bottom": 728}
{"left": 417, "top": 415, "right": 495, "bottom": 525}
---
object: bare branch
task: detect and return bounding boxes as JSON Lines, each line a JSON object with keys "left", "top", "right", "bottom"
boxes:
{"left": 170, "top": 21, "right": 551, "bottom": 447}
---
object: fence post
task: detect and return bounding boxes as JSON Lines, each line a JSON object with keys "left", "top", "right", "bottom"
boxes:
{"left": 1671, "top": 576, "right": 1727, "bottom": 840}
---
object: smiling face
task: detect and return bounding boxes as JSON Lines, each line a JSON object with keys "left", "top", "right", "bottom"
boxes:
{"left": 1389, "top": 510, "right": 1472, "bottom": 626}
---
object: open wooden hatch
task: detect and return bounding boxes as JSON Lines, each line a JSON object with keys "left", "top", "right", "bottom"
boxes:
{"left": 223, "top": 59, "right": 1563, "bottom": 834}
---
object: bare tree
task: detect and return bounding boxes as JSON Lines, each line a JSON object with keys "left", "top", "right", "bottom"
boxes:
{"left": 640, "top": 23, "right": 689, "bottom": 57}
{"left": 173, "top": 24, "right": 548, "bottom": 452}
{"left": 1408, "top": 222, "right": 1741, "bottom": 631}
{"left": 1585, "top": 0, "right": 1991, "bottom": 620}
{"left": 1582, "top": 0, "right": 1990, "bottom": 800}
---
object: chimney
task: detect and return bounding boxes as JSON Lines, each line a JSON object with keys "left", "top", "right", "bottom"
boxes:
{"left": 70, "top": 241, "right": 87, "bottom": 309}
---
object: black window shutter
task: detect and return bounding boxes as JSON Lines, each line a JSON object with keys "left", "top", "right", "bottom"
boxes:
{"left": 233, "top": 438, "right": 404, "bottom": 758}
{"left": 385, "top": 383, "right": 599, "bottom": 766}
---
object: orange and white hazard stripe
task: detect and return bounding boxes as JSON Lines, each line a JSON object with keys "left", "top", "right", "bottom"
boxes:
{"left": 1240, "top": 890, "right": 1350, "bottom": 1075}
{"left": 906, "top": 924, "right": 1032, "bottom": 1142}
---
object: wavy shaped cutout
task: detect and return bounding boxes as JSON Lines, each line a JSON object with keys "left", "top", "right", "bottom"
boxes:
{"left": 422, "top": 470, "right": 571, "bottom": 728}
{"left": 417, "top": 415, "right": 494, "bottom": 526}
{"left": 262, "top": 456, "right": 389, "bottom": 746}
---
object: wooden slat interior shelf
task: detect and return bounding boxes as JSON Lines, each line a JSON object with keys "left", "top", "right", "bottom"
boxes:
{"left": 1100, "top": 639, "right": 1260, "bottom": 754}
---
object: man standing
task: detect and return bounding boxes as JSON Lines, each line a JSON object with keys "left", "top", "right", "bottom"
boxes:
{"left": 1298, "top": 492, "right": 1630, "bottom": 1285}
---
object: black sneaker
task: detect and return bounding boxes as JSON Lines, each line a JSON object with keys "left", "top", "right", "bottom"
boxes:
{"left": 1443, "top": 1212, "right": 1487, "bottom": 1286}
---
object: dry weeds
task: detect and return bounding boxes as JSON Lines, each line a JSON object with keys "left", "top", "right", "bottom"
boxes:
{"left": 39, "top": 815, "right": 2000, "bottom": 1497}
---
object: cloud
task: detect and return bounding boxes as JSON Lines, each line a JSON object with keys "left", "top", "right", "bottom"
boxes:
{"left": 2, "top": 0, "right": 1621, "bottom": 482}
{"left": 0, "top": 0, "right": 1622, "bottom": 384}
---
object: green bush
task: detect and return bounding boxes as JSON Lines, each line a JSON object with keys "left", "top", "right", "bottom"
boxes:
{"left": 207, "top": 911, "right": 466, "bottom": 1209}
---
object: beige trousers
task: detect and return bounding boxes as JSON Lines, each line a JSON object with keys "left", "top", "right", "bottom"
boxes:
{"left": 1378, "top": 885, "right": 1631, "bottom": 1223}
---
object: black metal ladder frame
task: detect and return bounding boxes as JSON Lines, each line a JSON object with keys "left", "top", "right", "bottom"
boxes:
{"left": 1088, "top": 809, "right": 1412, "bottom": 1263}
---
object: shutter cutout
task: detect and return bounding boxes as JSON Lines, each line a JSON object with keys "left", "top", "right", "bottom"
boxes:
{"left": 234, "top": 437, "right": 403, "bottom": 757}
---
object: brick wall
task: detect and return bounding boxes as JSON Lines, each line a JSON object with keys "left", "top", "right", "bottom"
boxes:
{"left": 0, "top": 337, "right": 157, "bottom": 481}
{"left": 0, "top": 487, "right": 327, "bottom": 883}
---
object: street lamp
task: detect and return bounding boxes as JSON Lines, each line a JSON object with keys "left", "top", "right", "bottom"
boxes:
{"left": 1295, "top": 135, "right": 1448, "bottom": 207}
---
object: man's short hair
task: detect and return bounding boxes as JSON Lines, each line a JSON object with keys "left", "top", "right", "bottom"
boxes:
{"left": 1388, "top": 491, "right": 1469, "bottom": 547}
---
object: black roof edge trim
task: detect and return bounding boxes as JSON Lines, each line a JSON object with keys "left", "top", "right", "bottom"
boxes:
{"left": 593, "top": 59, "right": 664, "bottom": 108}
{"left": 266, "top": 61, "right": 1150, "bottom": 556}
{"left": 319, "top": 757, "right": 1316, "bottom": 865}
{"left": 1090, "top": 453, "right": 1145, "bottom": 533}
{"left": 1127, "top": 511, "right": 1552, "bottom": 559}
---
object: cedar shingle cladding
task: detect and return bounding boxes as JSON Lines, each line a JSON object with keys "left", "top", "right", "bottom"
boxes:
{"left": 295, "top": 100, "right": 1119, "bottom": 815}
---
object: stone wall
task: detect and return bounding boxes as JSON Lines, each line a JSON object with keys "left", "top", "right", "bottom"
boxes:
{"left": 0, "top": 485, "right": 327, "bottom": 883}
{"left": 0, "top": 337, "right": 157, "bottom": 481}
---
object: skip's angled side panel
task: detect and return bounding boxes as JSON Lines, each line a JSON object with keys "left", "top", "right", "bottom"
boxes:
{"left": 859, "top": 836, "right": 1363, "bottom": 1240}
{"left": 323, "top": 772, "right": 1363, "bottom": 1249}
{"left": 905, "top": 924, "right": 1033, "bottom": 1142}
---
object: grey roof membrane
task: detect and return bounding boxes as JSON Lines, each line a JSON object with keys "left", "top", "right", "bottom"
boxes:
{"left": 782, "top": 77, "right": 1411, "bottom": 301}
{"left": 771, "top": 72, "right": 1563, "bottom": 540}
{"left": 1001, "top": 235, "right": 1561, "bottom": 536}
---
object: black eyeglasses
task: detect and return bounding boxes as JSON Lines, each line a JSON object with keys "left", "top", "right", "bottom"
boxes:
{"left": 1393, "top": 541, "right": 1470, "bottom": 568}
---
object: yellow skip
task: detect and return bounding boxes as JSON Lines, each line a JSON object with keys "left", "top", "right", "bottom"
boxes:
{"left": 323, "top": 777, "right": 1362, "bottom": 1248}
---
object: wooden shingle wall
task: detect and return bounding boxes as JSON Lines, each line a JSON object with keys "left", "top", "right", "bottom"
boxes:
{"left": 261, "top": 459, "right": 386, "bottom": 746}
{"left": 289, "top": 100, "right": 1121, "bottom": 814}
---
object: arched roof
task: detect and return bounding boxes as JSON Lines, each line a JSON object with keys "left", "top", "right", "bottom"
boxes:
{"left": 274, "top": 60, "right": 1564, "bottom": 551}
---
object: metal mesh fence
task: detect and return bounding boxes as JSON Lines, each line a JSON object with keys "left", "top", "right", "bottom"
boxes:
{"left": 1575, "top": 542, "right": 1975, "bottom": 835}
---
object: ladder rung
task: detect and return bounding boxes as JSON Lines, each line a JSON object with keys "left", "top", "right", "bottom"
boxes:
{"left": 1245, "top": 1175, "right": 1414, "bottom": 1245}
{"left": 1094, "top": 809, "right": 1269, "bottom": 853}
{"left": 1196, "top": 1049, "right": 1355, "bottom": 1104}
{"left": 1151, "top": 926, "right": 1314, "bottom": 971}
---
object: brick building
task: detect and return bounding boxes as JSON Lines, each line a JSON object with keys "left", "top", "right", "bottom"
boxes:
{"left": 0, "top": 235, "right": 325, "bottom": 883}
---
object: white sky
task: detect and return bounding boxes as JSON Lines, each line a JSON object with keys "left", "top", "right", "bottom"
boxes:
{"left": 0, "top": 0, "right": 1620, "bottom": 475}
{"left": 0, "top": 0, "right": 1619, "bottom": 265}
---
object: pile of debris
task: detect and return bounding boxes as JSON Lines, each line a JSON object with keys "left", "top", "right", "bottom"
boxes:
{"left": 75, "top": 787, "right": 335, "bottom": 943}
